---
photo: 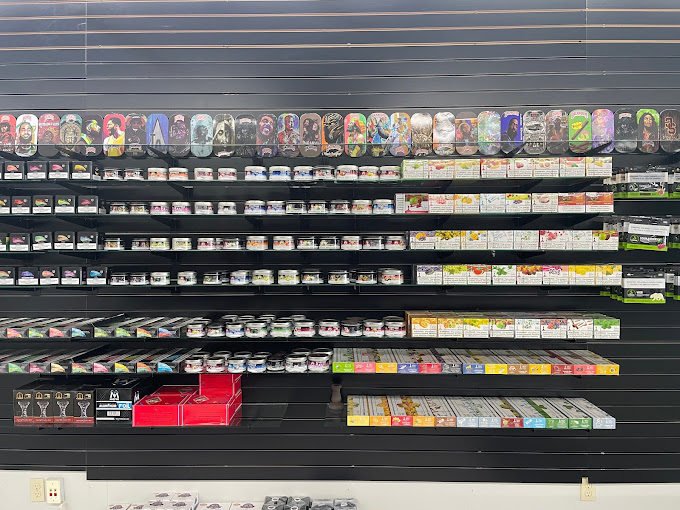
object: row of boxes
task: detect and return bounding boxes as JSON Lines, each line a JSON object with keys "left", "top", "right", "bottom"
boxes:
{"left": 416, "top": 264, "right": 623, "bottom": 286}
{"left": 332, "top": 348, "right": 620, "bottom": 375}
{"left": 0, "top": 195, "right": 101, "bottom": 215}
{"left": 405, "top": 311, "right": 620, "bottom": 339}
{"left": 410, "top": 229, "right": 619, "bottom": 251}
{"left": 348, "top": 395, "right": 615, "bottom": 429}
{"left": 395, "top": 192, "right": 614, "bottom": 214}
{"left": 0, "top": 232, "right": 101, "bottom": 252}
{"left": 401, "top": 157, "right": 612, "bottom": 179}
{"left": 1, "top": 161, "right": 94, "bottom": 180}
{"left": 111, "top": 496, "right": 357, "bottom": 510}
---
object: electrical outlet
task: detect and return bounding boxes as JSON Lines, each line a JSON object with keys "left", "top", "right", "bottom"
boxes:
{"left": 45, "top": 478, "right": 63, "bottom": 505}
{"left": 580, "top": 476, "right": 596, "bottom": 501}
{"left": 29, "top": 478, "right": 45, "bottom": 502}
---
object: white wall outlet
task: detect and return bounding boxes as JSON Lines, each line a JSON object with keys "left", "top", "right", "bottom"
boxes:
{"left": 29, "top": 478, "right": 45, "bottom": 502}
{"left": 580, "top": 476, "right": 596, "bottom": 501}
{"left": 45, "top": 478, "right": 63, "bottom": 505}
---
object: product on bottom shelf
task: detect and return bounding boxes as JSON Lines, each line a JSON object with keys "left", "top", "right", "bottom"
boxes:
{"left": 348, "top": 395, "right": 613, "bottom": 429}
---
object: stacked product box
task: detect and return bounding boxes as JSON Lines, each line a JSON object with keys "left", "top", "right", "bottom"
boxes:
{"left": 415, "top": 264, "right": 622, "bottom": 286}
{"left": 348, "top": 395, "right": 615, "bottom": 429}
{"left": 13, "top": 381, "right": 95, "bottom": 427}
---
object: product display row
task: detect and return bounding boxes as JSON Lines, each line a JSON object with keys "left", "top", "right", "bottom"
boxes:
{"left": 603, "top": 266, "right": 678, "bottom": 303}
{"left": 415, "top": 264, "right": 622, "bottom": 286}
{"left": 347, "top": 395, "right": 616, "bottom": 429}
{"left": 606, "top": 165, "right": 679, "bottom": 198}
{"left": 404, "top": 311, "right": 620, "bottom": 339}
{"left": 332, "top": 348, "right": 619, "bottom": 375}
{"left": 0, "top": 193, "right": 616, "bottom": 216}
{"left": 603, "top": 216, "right": 673, "bottom": 252}
{"left": 108, "top": 495, "right": 357, "bottom": 510}
{"left": 2, "top": 108, "right": 673, "bottom": 159}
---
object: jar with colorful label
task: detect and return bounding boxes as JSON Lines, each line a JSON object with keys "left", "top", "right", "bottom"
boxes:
{"left": 150, "top": 272, "right": 171, "bottom": 286}
{"left": 293, "top": 320, "right": 316, "bottom": 337}
{"left": 341, "top": 235, "right": 362, "bottom": 250}
{"left": 223, "top": 237, "right": 241, "bottom": 250}
{"left": 384, "top": 317, "right": 406, "bottom": 338}
{"left": 150, "top": 202, "right": 170, "bottom": 215}
{"left": 267, "top": 201, "right": 286, "bottom": 215}
{"left": 286, "top": 200, "right": 307, "bottom": 214}
{"left": 194, "top": 202, "right": 214, "bottom": 215}
{"left": 362, "top": 236, "right": 384, "bottom": 250}
{"left": 227, "top": 356, "right": 247, "bottom": 373}
{"left": 273, "top": 235, "right": 294, "bottom": 250}
{"left": 308, "top": 200, "right": 328, "bottom": 214}
{"left": 197, "top": 237, "right": 216, "bottom": 251}
{"left": 177, "top": 271, "right": 197, "bottom": 285}
{"left": 217, "top": 201, "right": 237, "bottom": 215}
{"left": 130, "top": 202, "right": 149, "bottom": 215}
{"left": 244, "top": 200, "right": 266, "bottom": 215}
{"left": 169, "top": 167, "right": 190, "bottom": 181}
{"left": 245, "top": 321, "right": 268, "bottom": 338}
{"left": 297, "top": 237, "right": 317, "bottom": 250}
{"left": 269, "top": 165, "right": 292, "bottom": 181}
{"left": 230, "top": 270, "right": 251, "bottom": 285}
{"left": 372, "top": 199, "right": 394, "bottom": 215}
{"left": 270, "top": 320, "right": 293, "bottom": 338}
{"left": 204, "top": 272, "right": 224, "bottom": 285}
{"left": 245, "top": 165, "right": 267, "bottom": 181}
{"left": 380, "top": 268, "right": 403, "bottom": 285}
{"left": 385, "top": 235, "right": 406, "bottom": 250}
{"left": 226, "top": 323, "right": 245, "bottom": 338}
{"left": 293, "top": 166, "right": 314, "bottom": 181}
{"left": 150, "top": 237, "right": 170, "bottom": 251}
{"left": 359, "top": 166, "right": 379, "bottom": 181}
{"left": 308, "top": 353, "right": 331, "bottom": 373}
{"left": 302, "top": 269, "right": 322, "bottom": 284}
{"left": 172, "top": 237, "right": 192, "bottom": 251}
{"left": 104, "top": 238, "right": 123, "bottom": 251}
{"left": 130, "top": 273, "right": 149, "bottom": 286}
{"left": 313, "top": 165, "right": 334, "bottom": 180}
{"left": 131, "top": 238, "right": 150, "bottom": 251}
{"left": 186, "top": 323, "right": 206, "bottom": 338}
{"left": 319, "top": 236, "right": 340, "bottom": 250}
{"left": 126, "top": 168, "right": 145, "bottom": 180}
{"left": 330, "top": 200, "right": 350, "bottom": 214}
{"left": 336, "top": 165, "right": 359, "bottom": 181}
{"left": 356, "top": 269, "right": 377, "bottom": 284}
{"left": 207, "top": 324, "right": 225, "bottom": 338}
{"left": 194, "top": 168, "right": 214, "bottom": 181}
{"left": 285, "top": 354, "right": 308, "bottom": 373}
{"left": 319, "top": 319, "right": 341, "bottom": 337}
{"left": 104, "top": 168, "right": 123, "bottom": 180}
{"left": 253, "top": 269, "right": 274, "bottom": 285}
{"left": 341, "top": 321, "right": 362, "bottom": 337}
{"left": 218, "top": 167, "right": 237, "bottom": 181}
{"left": 379, "top": 166, "right": 401, "bottom": 180}
{"left": 148, "top": 168, "right": 168, "bottom": 181}
{"left": 278, "top": 269, "right": 300, "bottom": 285}
{"left": 246, "top": 235, "right": 268, "bottom": 250}
{"left": 205, "top": 357, "right": 225, "bottom": 373}
{"left": 363, "top": 319, "right": 385, "bottom": 337}
{"left": 267, "top": 356, "right": 285, "bottom": 372}
{"left": 184, "top": 358, "right": 204, "bottom": 374}
{"left": 110, "top": 273, "right": 128, "bottom": 286}
{"left": 247, "top": 357, "right": 267, "bottom": 373}
{"left": 172, "top": 201, "right": 192, "bottom": 215}
{"left": 328, "top": 270, "right": 350, "bottom": 284}
{"left": 351, "top": 200, "right": 372, "bottom": 214}
{"left": 109, "top": 202, "right": 129, "bottom": 215}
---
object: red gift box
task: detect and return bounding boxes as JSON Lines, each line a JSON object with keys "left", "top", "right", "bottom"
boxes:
{"left": 132, "top": 392, "right": 194, "bottom": 427}
{"left": 153, "top": 385, "right": 198, "bottom": 396}
{"left": 181, "top": 390, "right": 242, "bottom": 427}
{"left": 199, "top": 374, "right": 241, "bottom": 396}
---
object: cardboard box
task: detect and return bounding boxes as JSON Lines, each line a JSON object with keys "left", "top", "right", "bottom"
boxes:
{"left": 490, "top": 317, "right": 515, "bottom": 338}
{"left": 181, "top": 391, "right": 242, "bottom": 427}
{"left": 11, "top": 197, "right": 30, "bottom": 214}
{"left": 508, "top": 158, "right": 533, "bottom": 178}
{"left": 560, "top": 157, "right": 586, "bottom": 177}
{"left": 567, "top": 317, "right": 594, "bottom": 340}
{"left": 569, "top": 230, "right": 594, "bottom": 250}
{"left": 567, "top": 398, "right": 616, "bottom": 429}
{"left": 558, "top": 192, "right": 586, "bottom": 213}
{"left": 71, "top": 161, "right": 93, "bottom": 180}
{"left": 549, "top": 398, "right": 593, "bottom": 429}
{"left": 485, "top": 397, "right": 523, "bottom": 428}
{"left": 569, "top": 265, "right": 596, "bottom": 285}
{"left": 373, "top": 348, "right": 398, "bottom": 373}
{"left": 393, "top": 350, "right": 419, "bottom": 374}
{"left": 423, "top": 395, "right": 456, "bottom": 426}
{"left": 353, "top": 348, "right": 376, "bottom": 373}
{"left": 524, "top": 398, "right": 569, "bottom": 429}
{"left": 514, "top": 230, "right": 539, "bottom": 250}
{"left": 199, "top": 374, "right": 241, "bottom": 396}
{"left": 410, "top": 396, "right": 435, "bottom": 427}
{"left": 451, "top": 349, "right": 485, "bottom": 374}
{"left": 542, "top": 265, "right": 569, "bottom": 286}
{"left": 428, "top": 159, "right": 455, "bottom": 179}
{"left": 442, "top": 264, "right": 467, "bottom": 285}
{"left": 455, "top": 159, "right": 480, "bottom": 179}
{"left": 366, "top": 395, "right": 391, "bottom": 426}
{"left": 26, "top": 162, "right": 47, "bottom": 180}
{"left": 593, "top": 230, "right": 618, "bottom": 251}
{"left": 346, "top": 395, "right": 369, "bottom": 426}
{"left": 540, "top": 317, "right": 567, "bottom": 339}
{"left": 585, "top": 156, "right": 613, "bottom": 177}
{"left": 548, "top": 350, "right": 597, "bottom": 376}
{"left": 506, "top": 193, "right": 532, "bottom": 213}
{"left": 32, "top": 196, "right": 53, "bottom": 214}
{"left": 409, "top": 230, "right": 436, "bottom": 249}
{"left": 480, "top": 158, "right": 509, "bottom": 179}
{"left": 488, "top": 230, "right": 514, "bottom": 250}
{"left": 133, "top": 392, "right": 191, "bottom": 427}
{"left": 54, "top": 196, "right": 76, "bottom": 214}
{"left": 454, "top": 397, "right": 501, "bottom": 428}
{"left": 539, "top": 230, "right": 567, "bottom": 251}
{"left": 531, "top": 349, "right": 572, "bottom": 375}
{"left": 515, "top": 318, "right": 541, "bottom": 339}
{"left": 468, "top": 350, "right": 507, "bottom": 374}
{"left": 332, "top": 348, "right": 354, "bottom": 373}
{"left": 570, "top": 350, "right": 620, "bottom": 376}
{"left": 461, "top": 230, "right": 488, "bottom": 250}
{"left": 409, "top": 313, "right": 438, "bottom": 338}
{"left": 401, "top": 159, "right": 427, "bottom": 179}
{"left": 463, "top": 316, "right": 490, "bottom": 338}
{"left": 429, "top": 347, "right": 462, "bottom": 373}
{"left": 516, "top": 265, "right": 543, "bottom": 285}
{"left": 532, "top": 157, "right": 560, "bottom": 178}
{"left": 436, "top": 315, "right": 463, "bottom": 338}
{"left": 434, "top": 230, "right": 461, "bottom": 250}
{"left": 453, "top": 194, "right": 479, "bottom": 214}
{"left": 395, "top": 193, "right": 428, "bottom": 214}
{"left": 387, "top": 395, "right": 413, "bottom": 426}
{"left": 480, "top": 193, "right": 506, "bottom": 213}
{"left": 3, "top": 162, "right": 25, "bottom": 180}
{"left": 531, "top": 193, "right": 559, "bottom": 213}
{"left": 585, "top": 192, "right": 614, "bottom": 213}
{"left": 416, "top": 264, "right": 442, "bottom": 284}
{"left": 49, "top": 161, "right": 70, "bottom": 179}
{"left": 467, "top": 264, "right": 491, "bottom": 285}
{"left": 592, "top": 315, "right": 620, "bottom": 339}
{"left": 492, "top": 349, "right": 530, "bottom": 375}
{"left": 428, "top": 194, "right": 454, "bottom": 214}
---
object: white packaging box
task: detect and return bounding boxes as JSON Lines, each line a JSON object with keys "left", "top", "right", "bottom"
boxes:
{"left": 531, "top": 193, "right": 559, "bottom": 213}
{"left": 557, "top": 192, "right": 586, "bottom": 213}
{"left": 506, "top": 397, "right": 547, "bottom": 428}
{"left": 595, "top": 264, "right": 622, "bottom": 286}
{"left": 585, "top": 191, "right": 614, "bottom": 213}
{"left": 480, "top": 158, "right": 509, "bottom": 178}
{"left": 428, "top": 193, "right": 455, "bottom": 214}
{"left": 508, "top": 158, "right": 534, "bottom": 178}
{"left": 461, "top": 230, "right": 488, "bottom": 250}
{"left": 569, "top": 230, "right": 594, "bottom": 250}
{"left": 542, "top": 265, "right": 570, "bottom": 286}
{"left": 516, "top": 265, "right": 544, "bottom": 285}
{"left": 485, "top": 397, "right": 524, "bottom": 427}
{"left": 569, "top": 265, "right": 596, "bottom": 285}
{"left": 506, "top": 193, "right": 532, "bottom": 213}
{"left": 490, "top": 317, "right": 516, "bottom": 338}
{"left": 416, "top": 264, "right": 443, "bottom": 284}
{"left": 409, "top": 230, "right": 436, "bottom": 249}
{"left": 454, "top": 193, "right": 480, "bottom": 214}
{"left": 428, "top": 159, "right": 455, "bottom": 179}
{"left": 434, "top": 230, "right": 461, "bottom": 250}
{"left": 567, "top": 317, "right": 594, "bottom": 339}
{"left": 446, "top": 397, "right": 500, "bottom": 428}
{"left": 593, "top": 316, "right": 621, "bottom": 339}
{"left": 514, "top": 230, "right": 540, "bottom": 250}
{"left": 455, "top": 159, "right": 481, "bottom": 179}
{"left": 539, "top": 230, "right": 567, "bottom": 250}
{"left": 585, "top": 156, "right": 613, "bottom": 177}
{"left": 480, "top": 193, "right": 506, "bottom": 213}
{"left": 401, "top": 159, "right": 427, "bottom": 179}
{"left": 559, "top": 157, "right": 586, "bottom": 177}
{"left": 593, "top": 230, "right": 619, "bottom": 251}
{"left": 540, "top": 317, "right": 568, "bottom": 339}
{"left": 492, "top": 265, "right": 517, "bottom": 285}
{"left": 515, "top": 317, "right": 541, "bottom": 338}
{"left": 488, "top": 230, "right": 515, "bottom": 250}
{"left": 567, "top": 398, "right": 616, "bottom": 429}
{"left": 442, "top": 264, "right": 468, "bottom": 285}
{"left": 436, "top": 316, "right": 464, "bottom": 338}
{"left": 462, "top": 316, "right": 491, "bottom": 338}
{"left": 466, "top": 265, "right": 492, "bottom": 285}
{"left": 532, "top": 157, "right": 560, "bottom": 178}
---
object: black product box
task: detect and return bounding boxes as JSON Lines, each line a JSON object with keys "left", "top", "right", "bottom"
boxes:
{"left": 86, "top": 266, "right": 107, "bottom": 285}
{"left": 96, "top": 378, "right": 154, "bottom": 426}
{"left": 61, "top": 266, "right": 82, "bottom": 285}
{"left": 32, "top": 195, "right": 53, "bottom": 214}
{"left": 77, "top": 231, "right": 99, "bottom": 250}
{"left": 26, "top": 162, "right": 47, "bottom": 180}
{"left": 54, "top": 231, "right": 75, "bottom": 250}
{"left": 0, "top": 267, "right": 15, "bottom": 285}
{"left": 11, "top": 196, "right": 30, "bottom": 214}
{"left": 0, "top": 196, "right": 9, "bottom": 214}
{"left": 9, "top": 233, "right": 29, "bottom": 252}
{"left": 0, "top": 233, "right": 7, "bottom": 252}
{"left": 49, "top": 161, "right": 70, "bottom": 180}
{"left": 32, "top": 232, "right": 53, "bottom": 251}
{"left": 54, "top": 387, "right": 75, "bottom": 425}
{"left": 18, "top": 266, "right": 39, "bottom": 285}
{"left": 77, "top": 196, "right": 98, "bottom": 214}
{"left": 54, "top": 195, "right": 76, "bottom": 214}
{"left": 73, "top": 386, "right": 95, "bottom": 426}
{"left": 33, "top": 387, "right": 54, "bottom": 425}
{"left": 39, "top": 266, "right": 59, "bottom": 285}
{"left": 13, "top": 382, "right": 41, "bottom": 426}
{"left": 3, "top": 162, "right": 25, "bottom": 180}
{"left": 71, "top": 161, "right": 92, "bottom": 180}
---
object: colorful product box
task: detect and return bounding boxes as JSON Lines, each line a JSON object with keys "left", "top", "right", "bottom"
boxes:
{"left": 548, "top": 350, "right": 597, "bottom": 375}
{"left": 515, "top": 318, "right": 541, "bottom": 339}
{"left": 593, "top": 230, "right": 619, "bottom": 251}
{"left": 485, "top": 397, "right": 524, "bottom": 428}
{"left": 429, "top": 347, "right": 462, "bottom": 373}
{"left": 490, "top": 317, "right": 515, "bottom": 338}
{"left": 517, "top": 265, "right": 543, "bottom": 285}
{"left": 524, "top": 398, "right": 569, "bottom": 429}
{"left": 558, "top": 192, "right": 586, "bottom": 213}
{"left": 549, "top": 398, "right": 593, "bottom": 429}
{"left": 506, "top": 193, "right": 532, "bottom": 213}
{"left": 393, "top": 350, "right": 420, "bottom": 374}
{"left": 401, "top": 159, "right": 427, "bottom": 179}
{"left": 568, "top": 397, "right": 616, "bottom": 429}
{"left": 367, "top": 395, "right": 391, "bottom": 427}
{"left": 467, "top": 264, "right": 492, "bottom": 285}
{"left": 480, "top": 193, "right": 506, "bottom": 213}
{"left": 542, "top": 265, "right": 569, "bottom": 286}
{"left": 593, "top": 316, "right": 620, "bottom": 339}
{"left": 332, "top": 348, "right": 354, "bottom": 373}
{"left": 49, "top": 161, "right": 70, "bottom": 179}
{"left": 492, "top": 349, "right": 530, "bottom": 375}
{"left": 409, "top": 313, "right": 438, "bottom": 338}
{"left": 468, "top": 350, "right": 507, "bottom": 374}
{"left": 436, "top": 315, "right": 463, "bottom": 338}
{"left": 585, "top": 156, "right": 613, "bottom": 177}
{"left": 428, "top": 194, "right": 454, "bottom": 214}
{"left": 395, "top": 193, "right": 429, "bottom": 214}
{"left": 463, "top": 316, "right": 490, "bottom": 338}
{"left": 199, "top": 374, "right": 241, "bottom": 396}
{"left": 428, "top": 159, "right": 455, "bottom": 179}
{"left": 532, "top": 157, "right": 560, "bottom": 178}
{"left": 453, "top": 193, "right": 480, "bottom": 214}
{"left": 481, "top": 158, "right": 509, "bottom": 178}
{"left": 540, "top": 317, "right": 567, "bottom": 339}
{"left": 434, "top": 230, "right": 461, "bottom": 250}
{"left": 595, "top": 264, "right": 622, "bottom": 286}
{"left": 445, "top": 397, "right": 492, "bottom": 427}
{"left": 423, "top": 395, "right": 456, "bottom": 426}
{"left": 410, "top": 396, "right": 435, "bottom": 427}
{"left": 570, "top": 350, "right": 620, "bottom": 376}
{"left": 353, "top": 348, "right": 377, "bottom": 373}
{"left": 585, "top": 192, "right": 614, "bottom": 213}
{"left": 492, "top": 265, "right": 517, "bottom": 285}
{"left": 416, "top": 264, "right": 443, "bottom": 284}
{"left": 569, "top": 230, "right": 594, "bottom": 250}
{"left": 387, "top": 395, "right": 414, "bottom": 427}
{"left": 373, "top": 348, "right": 398, "bottom": 373}
{"left": 567, "top": 317, "right": 594, "bottom": 340}
{"left": 410, "top": 230, "right": 436, "bottom": 249}
{"left": 514, "top": 230, "right": 539, "bottom": 250}
{"left": 455, "top": 159, "right": 481, "bottom": 179}
{"left": 531, "top": 193, "right": 559, "bottom": 213}
{"left": 560, "top": 157, "right": 586, "bottom": 177}
{"left": 442, "top": 264, "right": 468, "bottom": 285}
{"left": 347, "top": 395, "right": 369, "bottom": 426}
{"left": 461, "top": 230, "right": 488, "bottom": 250}
{"left": 539, "top": 230, "right": 567, "bottom": 250}
{"left": 508, "top": 158, "right": 533, "bottom": 178}
{"left": 26, "top": 162, "right": 47, "bottom": 180}
{"left": 569, "top": 265, "right": 596, "bottom": 285}
{"left": 531, "top": 350, "right": 572, "bottom": 375}
{"left": 451, "top": 349, "right": 485, "bottom": 374}
{"left": 181, "top": 391, "right": 242, "bottom": 427}
{"left": 488, "top": 230, "right": 515, "bottom": 250}
{"left": 510, "top": 349, "right": 552, "bottom": 375}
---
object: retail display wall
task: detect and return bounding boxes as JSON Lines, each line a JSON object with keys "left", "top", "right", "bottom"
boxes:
{"left": 0, "top": 0, "right": 679, "bottom": 486}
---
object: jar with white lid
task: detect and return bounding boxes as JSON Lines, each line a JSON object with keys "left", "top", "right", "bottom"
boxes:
{"left": 131, "top": 238, "right": 150, "bottom": 251}
{"left": 359, "top": 166, "right": 379, "bottom": 181}
{"left": 104, "top": 168, "right": 123, "bottom": 180}
{"left": 278, "top": 269, "right": 300, "bottom": 285}
{"left": 267, "top": 201, "right": 286, "bottom": 215}
{"left": 150, "top": 202, "right": 170, "bottom": 215}
{"left": 177, "top": 271, "right": 197, "bottom": 285}
{"left": 194, "top": 168, "right": 214, "bottom": 181}
{"left": 330, "top": 200, "right": 350, "bottom": 214}
{"left": 293, "top": 320, "right": 316, "bottom": 337}
{"left": 150, "top": 237, "right": 170, "bottom": 251}
{"left": 308, "top": 200, "right": 327, "bottom": 214}
{"left": 385, "top": 318, "right": 407, "bottom": 338}
{"left": 341, "top": 235, "right": 362, "bottom": 250}
{"left": 314, "top": 165, "right": 334, "bottom": 180}
{"left": 351, "top": 199, "right": 372, "bottom": 214}
{"left": 245, "top": 321, "right": 268, "bottom": 338}
{"left": 244, "top": 200, "right": 266, "bottom": 215}
{"left": 373, "top": 199, "right": 394, "bottom": 215}
{"left": 270, "top": 320, "right": 293, "bottom": 338}
{"left": 203, "top": 271, "right": 224, "bottom": 285}
{"left": 269, "top": 165, "right": 291, "bottom": 181}
{"left": 130, "top": 202, "right": 149, "bottom": 215}
{"left": 386, "top": 235, "right": 406, "bottom": 250}
{"left": 217, "top": 201, "right": 237, "bottom": 215}
{"left": 363, "top": 319, "right": 385, "bottom": 337}
{"left": 197, "top": 237, "right": 216, "bottom": 251}
{"left": 246, "top": 235, "right": 268, "bottom": 251}
{"left": 172, "top": 237, "right": 192, "bottom": 251}
{"left": 217, "top": 167, "right": 237, "bottom": 181}
{"left": 148, "top": 168, "right": 168, "bottom": 181}
{"left": 226, "top": 323, "right": 245, "bottom": 338}
{"left": 172, "top": 201, "right": 192, "bottom": 215}
{"left": 245, "top": 166, "right": 267, "bottom": 181}
{"left": 379, "top": 165, "right": 401, "bottom": 180}
{"left": 104, "top": 238, "right": 124, "bottom": 251}
{"left": 294, "top": 166, "right": 314, "bottom": 181}
{"left": 169, "top": 167, "right": 189, "bottom": 181}
{"left": 319, "top": 319, "right": 341, "bottom": 337}
{"left": 285, "top": 354, "right": 308, "bottom": 373}
{"left": 130, "top": 273, "right": 149, "bottom": 286}
{"left": 194, "top": 201, "right": 214, "bottom": 215}
{"left": 362, "top": 236, "right": 384, "bottom": 250}
{"left": 110, "top": 273, "right": 128, "bottom": 286}
{"left": 356, "top": 269, "right": 377, "bottom": 284}
{"left": 109, "top": 202, "right": 129, "bottom": 215}
{"left": 380, "top": 268, "right": 403, "bottom": 285}
{"left": 328, "top": 269, "right": 350, "bottom": 284}
{"left": 253, "top": 269, "right": 274, "bottom": 285}
{"left": 336, "top": 165, "right": 358, "bottom": 181}
{"left": 223, "top": 237, "right": 241, "bottom": 250}
{"left": 302, "top": 268, "right": 322, "bottom": 284}
{"left": 273, "top": 235, "right": 294, "bottom": 250}
{"left": 319, "top": 236, "right": 340, "bottom": 250}
{"left": 150, "top": 272, "right": 171, "bottom": 286}
{"left": 341, "top": 321, "right": 362, "bottom": 337}
{"left": 297, "top": 236, "right": 317, "bottom": 250}
{"left": 286, "top": 200, "right": 307, "bottom": 214}
{"left": 230, "top": 270, "right": 251, "bottom": 285}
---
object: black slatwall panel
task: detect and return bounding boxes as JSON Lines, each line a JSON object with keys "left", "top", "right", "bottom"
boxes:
{"left": 0, "top": 0, "right": 679, "bottom": 483}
